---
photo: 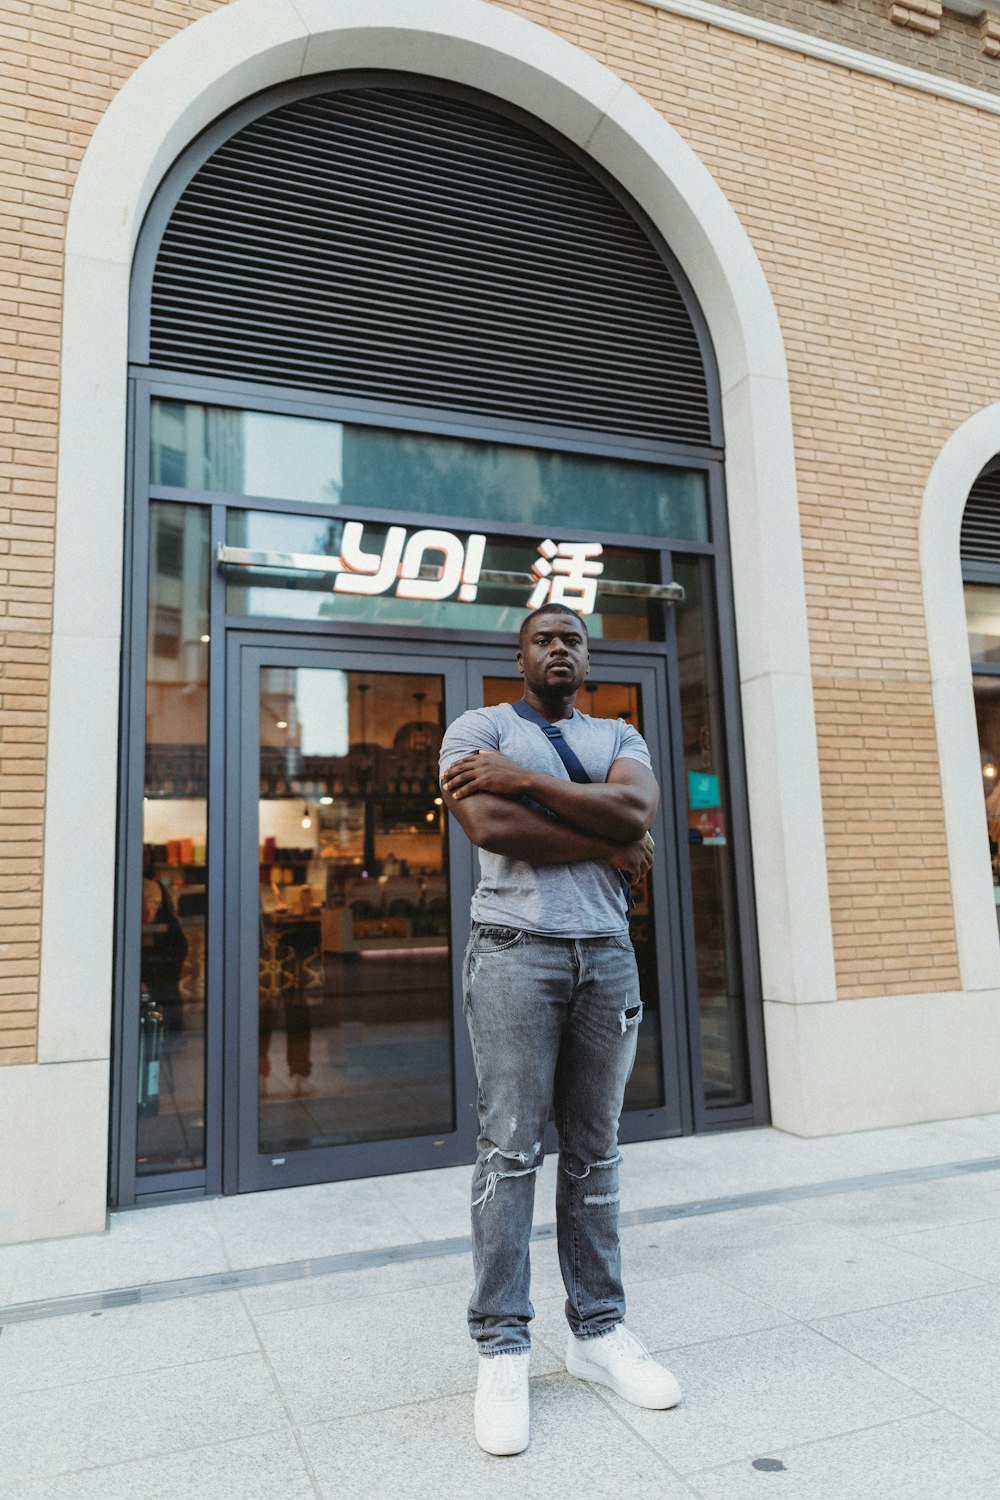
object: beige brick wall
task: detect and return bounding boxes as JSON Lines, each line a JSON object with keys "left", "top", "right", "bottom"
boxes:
{"left": 0, "top": 0, "right": 222, "bottom": 1063}
{"left": 4, "top": 0, "right": 991, "bottom": 1062}
{"left": 708, "top": 0, "right": 1000, "bottom": 97}
{"left": 504, "top": 0, "right": 971, "bottom": 998}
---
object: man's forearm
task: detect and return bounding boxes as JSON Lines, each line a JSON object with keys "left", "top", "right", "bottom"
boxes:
{"left": 519, "top": 771, "right": 649, "bottom": 842}
{"left": 467, "top": 796, "right": 620, "bottom": 865}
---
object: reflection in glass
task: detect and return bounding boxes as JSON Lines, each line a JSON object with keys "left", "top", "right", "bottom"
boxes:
{"left": 152, "top": 398, "right": 708, "bottom": 541}
{"left": 971, "top": 674, "right": 1000, "bottom": 939}
{"left": 966, "top": 584, "right": 1000, "bottom": 666}
{"left": 257, "top": 667, "right": 454, "bottom": 1151}
{"left": 138, "top": 502, "right": 209, "bottom": 1175}
{"left": 674, "top": 557, "right": 749, "bottom": 1108}
{"left": 226, "top": 510, "right": 661, "bottom": 641}
{"left": 481, "top": 677, "right": 664, "bottom": 1112}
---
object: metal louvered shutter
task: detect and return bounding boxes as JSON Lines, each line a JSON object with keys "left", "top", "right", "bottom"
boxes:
{"left": 962, "top": 467, "right": 1000, "bottom": 567}
{"left": 147, "top": 83, "right": 713, "bottom": 446}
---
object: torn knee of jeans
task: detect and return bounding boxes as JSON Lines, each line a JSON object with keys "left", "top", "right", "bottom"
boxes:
{"left": 561, "top": 1151, "right": 623, "bottom": 1181}
{"left": 618, "top": 1000, "right": 643, "bottom": 1034}
{"left": 582, "top": 1189, "right": 621, "bottom": 1206}
{"left": 472, "top": 1139, "right": 542, "bottom": 1211}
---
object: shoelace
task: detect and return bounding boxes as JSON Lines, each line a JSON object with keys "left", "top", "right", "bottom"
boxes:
{"left": 607, "top": 1326, "right": 652, "bottom": 1364}
{"left": 483, "top": 1356, "right": 528, "bottom": 1399}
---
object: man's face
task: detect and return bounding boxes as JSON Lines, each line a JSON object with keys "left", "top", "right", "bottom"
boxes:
{"left": 517, "top": 612, "right": 590, "bottom": 694}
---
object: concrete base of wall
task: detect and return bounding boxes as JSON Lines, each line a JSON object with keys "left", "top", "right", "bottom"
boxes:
{"left": 0, "top": 1061, "right": 109, "bottom": 1246}
{"left": 764, "top": 989, "right": 1000, "bottom": 1136}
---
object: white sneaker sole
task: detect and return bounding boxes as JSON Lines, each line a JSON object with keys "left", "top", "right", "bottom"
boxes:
{"left": 474, "top": 1413, "right": 529, "bottom": 1457}
{"left": 565, "top": 1343, "right": 682, "bottom": 1410}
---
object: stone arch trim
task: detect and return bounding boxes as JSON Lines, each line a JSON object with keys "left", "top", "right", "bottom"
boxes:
{"left": 920, "top": 404, "right": 1000, "bottom": 995}
{"left": 40, "top": 0, "right": 835, "bottom": 1081}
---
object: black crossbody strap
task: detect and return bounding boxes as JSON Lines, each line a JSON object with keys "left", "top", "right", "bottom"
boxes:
{"left": 510, "top": 699, "right": 631, "bottom": 915}
{"left": 510, "top": 698, "right": 591, "bottom": 784}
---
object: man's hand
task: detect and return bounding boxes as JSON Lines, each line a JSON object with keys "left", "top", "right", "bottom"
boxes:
{"left": 441, "top": 750, "right": 528, "bottom": 800}
{"left": 607, "top": 831, "right": 655, "bottom": 886}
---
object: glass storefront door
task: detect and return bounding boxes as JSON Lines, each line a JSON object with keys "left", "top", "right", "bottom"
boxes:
{"left": 228, "top": 636, "right": 475, "bottom": 1190}
{"left": 471, "top": 657, "right": 686, "bottom": 1140}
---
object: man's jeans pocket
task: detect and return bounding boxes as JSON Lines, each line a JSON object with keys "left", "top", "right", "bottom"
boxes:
{"left": 473, "top": 925, "right": 526, "bottom": 955}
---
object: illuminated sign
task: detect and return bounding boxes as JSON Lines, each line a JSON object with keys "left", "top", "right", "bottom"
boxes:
{"left": 333, "top": 523, "right": 604, "bottom": 614}
{"left": 216, "top": 530, "right": 685, "bottom": 611}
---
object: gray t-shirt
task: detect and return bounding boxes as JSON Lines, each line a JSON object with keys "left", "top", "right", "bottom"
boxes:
{"left": 439, "top": 702, "right": 652, "bottom": 938}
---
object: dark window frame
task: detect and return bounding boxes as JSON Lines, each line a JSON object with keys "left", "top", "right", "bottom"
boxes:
{"left": 111, "top": 73, "right": 767, "bottom": 1211}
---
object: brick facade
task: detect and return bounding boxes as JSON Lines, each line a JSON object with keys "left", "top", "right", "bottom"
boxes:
{"left": 3, "top": 0, "right": 993, "bottom": 1061}
{"left": 708, "top": 0, "right": 1000, "bottom": 93}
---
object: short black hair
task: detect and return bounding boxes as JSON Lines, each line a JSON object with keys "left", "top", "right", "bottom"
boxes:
{"left": 518, "top": 602, "right": 590, "bottom": 649}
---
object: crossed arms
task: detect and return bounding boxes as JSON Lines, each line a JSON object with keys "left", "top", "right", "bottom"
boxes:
{"left": 439, "top": 748, "right": 659, "bottom": 884}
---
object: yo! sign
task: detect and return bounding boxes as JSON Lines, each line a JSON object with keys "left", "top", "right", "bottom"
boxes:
{"left": 333, "top": 523, "right": 604, "bottom": 615}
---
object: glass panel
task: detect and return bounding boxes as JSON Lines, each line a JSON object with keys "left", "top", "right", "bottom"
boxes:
{"left": 138, "top": 502, "right": 209, "bottom": 1175}
{"left": 256, "top": 666, "right": 454, "bottom": 1151}
{"left": 674, "top": 556, "right": 749, "bottom": 1108}
{"left": 226, "top": 510, "right": 660, "bottom": 641}
{"left": 972, "top": 675, "right": 1000, "bottom": 939}
{"left": 480, "top": 676, "right": 664, "bottom": 1112}
{"left": 966, "top": 584, "right": 1000, "bottom": 666}
{"left": 152, "top": 398, "right": 709, "bottom": 541}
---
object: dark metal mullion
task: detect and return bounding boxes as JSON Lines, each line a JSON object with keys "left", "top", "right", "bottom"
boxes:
{"left": 221, "top": 630, "right": 244, "bottom": 1196}
{"left": 147, "top": 370, "right": 706, "bottom": 444}
{"left": 202, "top": 502, "right": 228, "bottom": 1197}
{"left": 706, "top": 466, "right": 769, "bottom": 1126}
{"left": 632, "top": 656, "right": 687, "bottom": 1137}
{"left": 645, "top": 595, "right": 695, "bottom": 1137}
{"left": 660, "top": 546, "right": 705, "bottom": 1136}
{"left": 108, "top": 380, "right": 138, "bottom": 1210}
{"left": 137, "top": 367, "right": 724, "bottom": 467}
{"left": 233, "top": 639, "right": 260, "bottom": 1191}
{"left": 114, "top": 389, "right": 153, "bottom": 1208}
{"left": 220, "top": 614, "right": 685, "bottom": 660}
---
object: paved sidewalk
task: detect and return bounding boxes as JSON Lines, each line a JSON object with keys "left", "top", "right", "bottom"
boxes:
{"left": 4, "top": 1115, "right": 1000, "bottom": 1497}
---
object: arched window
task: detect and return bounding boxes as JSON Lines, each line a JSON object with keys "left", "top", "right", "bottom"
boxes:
{"left": 963, "top": 459, "right": 1000, "bottom": 931}
{"left": 114, "top": 74, "right": 764, "bottom": 1204}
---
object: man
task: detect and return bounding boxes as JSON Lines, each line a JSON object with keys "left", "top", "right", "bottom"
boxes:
{"left": 439, "top": 601, "right": 681, "bottom": 1457}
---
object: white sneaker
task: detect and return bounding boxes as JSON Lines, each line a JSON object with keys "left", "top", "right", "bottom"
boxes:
{"left": 566, "top": 1325, "right": 681, "bottom": 1409}
{"left": 474, "top": 1351, "right": 530, "bottom": 1456}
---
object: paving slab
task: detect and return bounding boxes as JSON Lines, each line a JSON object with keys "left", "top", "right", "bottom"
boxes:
{"left": 300, "top": 1371, "right": 693, "bottom": 1500}
{"left": 0, "top": 1430, "right": 315, "bottom": 1500}
{"left": 238, "top": 1246, "right": 470, "bottom": 1317}
{"left": 532, "top": 1272, "right": 790, "bottom": 1358}
{"left": 813, "top": 1283, "right": 1000, "bottom": 1439}
{"left": 0, "top": 1353, "right": 287, "bottom": 1486}
{"left": 687, "top": 1410, "right": 1000, "bottom": 1500}
{"left": 0, "top": 1292, "right": 256, "bottom": 1397}
{"left": 592, "top": 1323, "right": 932, "bottom": 1474}
{"left": 251, "top": 1275, "right": 560, "bottom": 1425}
{"left": 888, "top": 1216, "right": 1000, "bottom": 1282}
{"left": 210, "top": 1176, "right": 421, "bottom": 1267}
{"left": 803, "top": 1118, "right": 1000, "bottom": 1175}
{"left": 781, "top": 1173, "right": 1000, "bottom": 1239}
{"left": 669, "top": 1217, "right": 980, "bottom": 1320}
{"left": 0, "top": 1201, "right": 228, "bottom": 1306}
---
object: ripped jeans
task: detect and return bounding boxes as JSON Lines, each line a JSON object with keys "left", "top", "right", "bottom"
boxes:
{"left": 463, "top": 923, "right": 643, "bottom": 1355}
